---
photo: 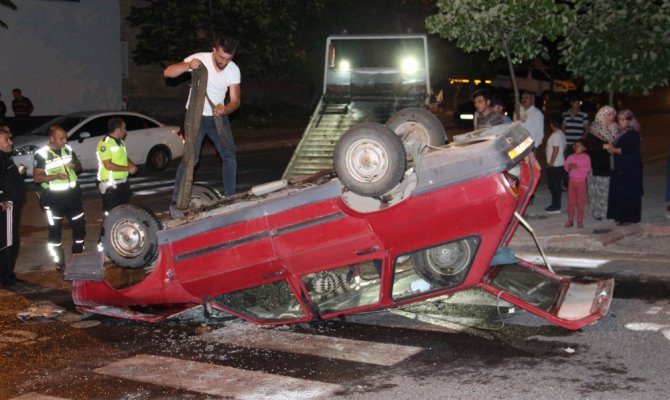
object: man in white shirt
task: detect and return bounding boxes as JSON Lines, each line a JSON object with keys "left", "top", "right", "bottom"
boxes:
{"left": 520, "top": 91, "right": 544, "bottom": 149}
{"left": 165, "top": 36, "right": 241, "bottom": 200}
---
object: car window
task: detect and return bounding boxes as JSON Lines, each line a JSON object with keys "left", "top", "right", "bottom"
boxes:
{"left": 301, "top": 260, "right": 382, "bottom": 314}
{"left": 29, "top": 116, "right": 86, "bottom": 136}
{"left": 514, "top": 68, "right": 528, "bottom": 78}
{"left": 124, "top": 115, "right": 158, "bottom": 131}
{"left": 70, "top": 117, "right": 109, "bottom": 140}
{"left": 213, "top": 280, "right": 305, "bottom": 322}
{"left": 392, "top": 236, "right": 480, "bottom": 300}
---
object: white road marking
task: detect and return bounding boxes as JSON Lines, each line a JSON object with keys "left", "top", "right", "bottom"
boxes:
{"left": 95, "top": 354, "right": 340, "bottom": 400}
{"left": 10, "top": 393, "right": 69, "bottom": 400}
{"left": 516, "top": 253, "right": 609, "bottom": 269}
{"left": 196, "top": 322, "right": 423, "bottom": 366}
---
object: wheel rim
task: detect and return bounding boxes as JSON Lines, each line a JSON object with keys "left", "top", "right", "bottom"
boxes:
{"left": 344, "top": 138, "right": 389, "bottom": 184}
{"left": 150, "top": 150, "right": 168, "bottom": 169}
{"left": 110, "top": 218, "right": 147, "bottom": 258}
{"left": 426, "top": 241, "right": 471, "bottom": 276}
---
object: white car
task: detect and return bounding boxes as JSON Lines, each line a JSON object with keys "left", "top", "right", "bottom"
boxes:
{"left": 11, "top": 111, "right": 184, "bottom": 176}
{"left": 491, "top": 67, "right": 576, "bottom": 95}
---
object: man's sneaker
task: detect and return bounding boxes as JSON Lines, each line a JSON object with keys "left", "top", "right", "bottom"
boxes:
{"left": 545, "top": 206, "right": 561, "bottom": 214}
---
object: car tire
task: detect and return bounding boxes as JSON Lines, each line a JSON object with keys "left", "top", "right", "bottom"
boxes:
{"left": 102, "top": 204, "right": 161, "bottom": 269}
{"left": 146, "top": 146, "right": 171, "bottom": 171}
{"left": 190, "top": 184, "right": 223, "bottom": 208}
{"left": 385, "top": 107, "right": 446, "bottom": 161}
{"left": 334, "top": 122, "right": 407, "bottom": 197}
{"left": 412, "top": 239, "right": 475, "bottom": 287}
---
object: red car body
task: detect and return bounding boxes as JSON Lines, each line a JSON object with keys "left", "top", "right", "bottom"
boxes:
{"left": 68, "top": 123, "right": 612, "bottom": 330}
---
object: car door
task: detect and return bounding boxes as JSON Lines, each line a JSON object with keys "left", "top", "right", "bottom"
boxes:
{"left": 68, "top": 116, "right": 110, "bottom": 171}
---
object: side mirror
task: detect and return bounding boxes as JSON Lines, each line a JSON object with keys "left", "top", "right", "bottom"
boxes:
{"left": 78, "top": 132, "right": 91, "bottom": 143}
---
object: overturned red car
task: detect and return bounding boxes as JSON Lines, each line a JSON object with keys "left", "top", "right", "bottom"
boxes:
{"left": 66, "top": 109, "right": 612, "bottom": 330}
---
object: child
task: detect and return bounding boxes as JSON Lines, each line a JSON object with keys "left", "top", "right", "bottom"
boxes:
{"left": 563, "top": 139, "right": 591, "bottom": 228}
{"left": 545, "top": 116, "right": 567, "bottom": 214}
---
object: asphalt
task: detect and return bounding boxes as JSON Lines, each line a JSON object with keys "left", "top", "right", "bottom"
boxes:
{"left": 10, "top": 129, "right": 670, "bottom": 276}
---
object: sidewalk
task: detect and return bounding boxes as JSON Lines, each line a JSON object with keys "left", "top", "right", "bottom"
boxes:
{"left": 12, "top": 132, "right": 670, "bottom": 275}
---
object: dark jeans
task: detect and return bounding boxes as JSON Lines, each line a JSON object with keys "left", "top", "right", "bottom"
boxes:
{"left": 173, "top": 115, "right": 237, "bottom": 199}
{"left": 547, "top": 166, "right": 563, "bottom": 208}
{"left": 666, "top": 152, "right": 670, "bottom": 202}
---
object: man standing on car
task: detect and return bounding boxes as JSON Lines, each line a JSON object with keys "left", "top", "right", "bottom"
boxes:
{"left": 96, "top": 118, "right": 137, "bottom": 246}
{"left": 0, "top": 123, "right": 26, "bottom": 287}
{"left": 33, "top": 125, "right": 86, "bottom": 272}
{"left": 164, "top": 36, "right": 241, "bottom": 200}
{"left": 472, "top": 89, "right": 503, "bottom": 130}
{"left": 520, "top": 91, "right": 545, "bottom": 149}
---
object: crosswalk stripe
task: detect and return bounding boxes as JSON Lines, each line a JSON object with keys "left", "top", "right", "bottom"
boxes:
{"left": 196, "top": 322, "right": 423, "bottom": 366}
{"left": 95, "top": 354, "right": 341, "bottom": 400}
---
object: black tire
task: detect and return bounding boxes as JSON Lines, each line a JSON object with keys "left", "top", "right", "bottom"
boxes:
{"left": 333, "top": 122, "right": 406, "bottom": 197}
{"left": 190, "top": 184, "right": 222, "bottom": 208}
{"left": 146, "top": 146, "right": 171, "bottom": 171}
{"left": 386, "top": 107, "right": 446, "bottom": 160}
{"left": 102, "top": 204, "right": 161, "bottom": 269}
{"left": 412, "top": 239, "right": 475, "bottom": 287}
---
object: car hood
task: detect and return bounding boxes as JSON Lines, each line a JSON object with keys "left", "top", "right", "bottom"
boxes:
{"left": 13, "top": 135, "right": 48, "bottom": 148}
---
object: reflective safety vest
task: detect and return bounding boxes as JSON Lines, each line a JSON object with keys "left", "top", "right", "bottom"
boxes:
{"left": 96, "top": 136, "right": 129, "bottom": 182}
{"left": 36, "top": 145, "right": 78, "bottom": 191}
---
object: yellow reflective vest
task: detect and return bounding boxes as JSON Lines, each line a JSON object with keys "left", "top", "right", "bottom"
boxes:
{"left": 96, "top": 136, "right": 129, "bottom": 182}
{"left": 35, "top": 145, "right": 78, "bottom": 191}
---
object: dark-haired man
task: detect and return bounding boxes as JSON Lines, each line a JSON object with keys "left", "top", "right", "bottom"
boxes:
{"left": 33, "top": 125, "right": 86, "bottom": 272}
{"left": 165, "top": 36, "right": 241, "bottom": 201}
{"left": 472, "top": 89, "right": 503, "bottom": 130}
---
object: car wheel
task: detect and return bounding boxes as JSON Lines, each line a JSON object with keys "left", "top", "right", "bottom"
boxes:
{"left": 190, "top": 184, "right": 222, "bottom": 208}
{"left": 146, "top": 146, "right": 171, "bottom": 171}
{"left": 103, "top": 204, "right": 161, "bottom": 269}
{"left": 412, "top": 240, "right": 475, "bottom": 287}
{"left": 334, "top": 122, "right": 406, "bottom": 197}
{"left": 385, "top": 107, "right": 446, "bottom": 160}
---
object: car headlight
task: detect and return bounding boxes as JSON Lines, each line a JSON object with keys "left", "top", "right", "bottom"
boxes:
{"left": 338, "top": 60, "right": 351, "bottom": 71}
{"left": 13, "top": 145, "right": 38, "bottom": 156}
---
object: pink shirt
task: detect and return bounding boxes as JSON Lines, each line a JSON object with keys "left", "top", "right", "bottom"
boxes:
{"left": 564, "top": 152, "right": 591, "bottom": 182}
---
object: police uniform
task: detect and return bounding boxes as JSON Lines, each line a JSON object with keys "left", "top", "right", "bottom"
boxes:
{"left": 34, "top": 144, "right": 86, "bottom": 268}
{"left": 97, "top": 135, "right": 132, "bottom": 213}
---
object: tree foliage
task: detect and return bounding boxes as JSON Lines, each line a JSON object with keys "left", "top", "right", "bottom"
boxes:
{"left": 560, "top": 0, "right": 670, "bottom": 94}
{"left": 426, "top": 0, "right": 572, "bottom": 110}
{"left": 0, "top": 0, "right": 17, "bottom": 29}
{"left": 128, "top": 0, "right": 330, "bottom": 78}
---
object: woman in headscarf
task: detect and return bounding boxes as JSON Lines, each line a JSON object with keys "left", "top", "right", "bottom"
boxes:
{"left": 604, "top": 109, "right": 643, "bottom": 225}
{"left": 584, "top": 105, "right": 619, "bottom": 220}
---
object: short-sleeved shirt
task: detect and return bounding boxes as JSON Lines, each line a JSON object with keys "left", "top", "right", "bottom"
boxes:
{"left": 184, "top": 52, "right": 241, "bottom": 116}
{"left": 96, "top": 136, "right": 129, "bottom": 181}
{"left": 562, "top": 110, "right": 588, "bottom": 146}
{"left": 474, "top": 111, "right": 504, "bottom": 130}
{"left": 545, "top": 129, "right": 566, "bottom": 167}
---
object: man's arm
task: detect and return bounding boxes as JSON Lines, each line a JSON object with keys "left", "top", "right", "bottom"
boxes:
{"left": 549, "top": 146, "right": 559, "bottom": 166}
{"left": 163, "top": 58, "right": 201, "bottom": 78}
{"left": 214, "top": 84, "right": 241, "bottom": 116}
{"left": 32, "top": 167, "right": 67, "bottom": 184}
{"left": 102, "top": 159, "right": 137, "bottom": 175}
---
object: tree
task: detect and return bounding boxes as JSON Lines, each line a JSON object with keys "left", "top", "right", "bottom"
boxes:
{"left": 127, "top": 0, "right": 330, "bottom": 78}
{"left": 560, "top": 0, "right": 670, "bottom": 102}
{"left": 0, "top": 0, "right": 17, "bottom": 29}
{"left": 426, "top": 0, "right": 572, "bottom": 115}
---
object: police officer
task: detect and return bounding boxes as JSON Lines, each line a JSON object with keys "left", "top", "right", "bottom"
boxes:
{"left": 0, "top": 123, "right": 27, "bottom": 286}
{"left": 32, "top": 125, "right": 85, "bottom": 272}
{"left": 96, "top": 118, "right": 137, "bottom": 246}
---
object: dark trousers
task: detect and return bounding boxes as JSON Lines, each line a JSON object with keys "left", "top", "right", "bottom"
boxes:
{"left": 43, "top": 188, "right": 86, "bottom": 264}
{"left": 99, "top": 181, "right": 132, "bottom": 241}
{"left": 547, "top": 166, "right": 563, "bottom": 208}
{"left": 0, "top": 205, "right": 21, "bottom": 285}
